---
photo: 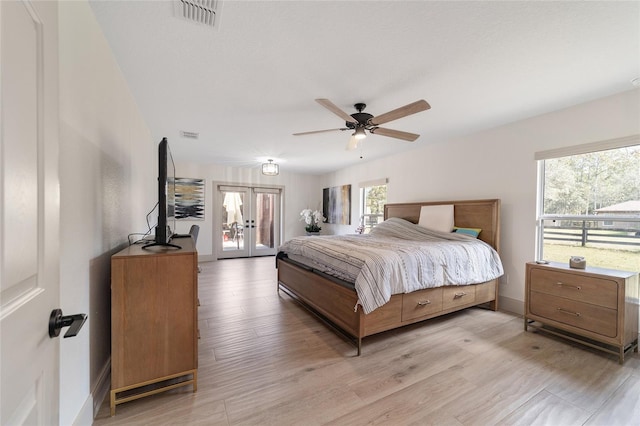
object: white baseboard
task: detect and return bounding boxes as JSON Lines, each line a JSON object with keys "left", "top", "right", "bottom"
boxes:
{"left": 91, "top": 357, "right": 111, "bottom": 419}
{"left": 71, "top": 357, "right": 111, "bottom": 425}
{"left": 499, "top": 295, "right": 524, "bottom": 316}
{"left": 199, "top": 254, "right": 216, "bottom": 263}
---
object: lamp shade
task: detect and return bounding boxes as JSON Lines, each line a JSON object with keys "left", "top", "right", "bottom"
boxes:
{"left": 262, "top": 159, "right": 279, "bottom": 176}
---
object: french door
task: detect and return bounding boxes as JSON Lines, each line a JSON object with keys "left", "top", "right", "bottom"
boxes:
{"left": 217, "top": 184, "right": 282, "bottom": 259}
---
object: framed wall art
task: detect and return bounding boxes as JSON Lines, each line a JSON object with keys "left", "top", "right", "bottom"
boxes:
{"left": 173, "top": 177, "right": 205, "bottom": 220}
{"left": 323, "top": 184, "right": 351, "bottom": 225}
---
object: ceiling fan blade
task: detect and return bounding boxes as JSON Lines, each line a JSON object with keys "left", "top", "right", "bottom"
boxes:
{"left": 293, "top": 128, "right": 347, "bottom": 136}
{"left": 370, "top": 127, "right": 420, "bottom": 142}
{"left": 315, "top": 99, "right": 358, "bottom": 124}
{"left": 346, "top": 135, "right": 359, "bottom": 151}
{"left": 369, "top": 99, "right": 431, "bottom": 126}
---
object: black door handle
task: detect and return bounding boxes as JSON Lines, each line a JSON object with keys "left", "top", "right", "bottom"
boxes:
{"left": 49, "top": 309, "right": 87, "bottom": 338}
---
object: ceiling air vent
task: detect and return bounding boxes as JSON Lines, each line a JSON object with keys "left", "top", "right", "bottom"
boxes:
{"left": 174, "top": 0, "right": 219, "bottom": 28}
{"left": 180, "top": 131, "right": 200, "bottom": 139}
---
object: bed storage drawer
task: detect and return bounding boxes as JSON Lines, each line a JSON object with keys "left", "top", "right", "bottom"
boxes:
{"left": 443, "top": 285, "right": 476, "bottom": 311}
{"left": 475, "top": 280, "right": 497, "bottom": 304}
{"left": 402, "top": 287, "right": 443, "bottom": 321}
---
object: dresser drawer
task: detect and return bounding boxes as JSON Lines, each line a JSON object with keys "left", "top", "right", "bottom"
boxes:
{"left": 443, "top": 285, "right": 476, "bottom": 311}
{"left": 529, "top": 268, "right": 618, "bottom": 309}
{"left": 529, "top": 291, "right": 618, "bottom": 338}
{"left": 402, "top": 287, "right": 443, "bottom": 321}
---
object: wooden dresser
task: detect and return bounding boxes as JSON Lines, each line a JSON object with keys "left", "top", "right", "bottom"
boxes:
{"left": 110, "top": 237, "right": 198, "bottom": 415}
{"left": 525, "top": 261, "right": 639, "bottom": 363}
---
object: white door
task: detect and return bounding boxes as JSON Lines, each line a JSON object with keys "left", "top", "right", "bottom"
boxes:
{"left": 217, "top": 185, "right": 282, "bottom": 259}
{"left": 1, "top": 1, "right": 61, "bottom": 424}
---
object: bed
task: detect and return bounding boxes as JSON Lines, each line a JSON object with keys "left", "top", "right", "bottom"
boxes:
{"left": 276, "top": 199, "right": 503, "bottom": 355}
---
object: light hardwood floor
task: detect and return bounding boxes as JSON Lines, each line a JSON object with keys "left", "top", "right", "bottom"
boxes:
{"left": 94, "top": 256, "right": 640, "bottom": 425}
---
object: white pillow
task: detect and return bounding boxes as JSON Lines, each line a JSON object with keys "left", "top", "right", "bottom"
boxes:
{"left": 418, "top": 204, "right": 454, "bottom": 233}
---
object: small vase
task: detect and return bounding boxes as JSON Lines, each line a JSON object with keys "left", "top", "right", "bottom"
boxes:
{"left": 305, "top": 230, "right": 320, "bottom": 236}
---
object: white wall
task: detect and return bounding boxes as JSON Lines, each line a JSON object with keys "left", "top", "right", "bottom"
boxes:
{"left": 319, "top": 89, "right": 640, "bottom": 312}
{"left": 173, "top": 162, "right": 320, "bottom": 260}
{"left": 58, "top": 1, "right": 155, "bottom": 424}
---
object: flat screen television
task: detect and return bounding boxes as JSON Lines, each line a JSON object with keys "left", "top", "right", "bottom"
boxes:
{"left": 143, "top": 137, "right": 180, "bottom": 249}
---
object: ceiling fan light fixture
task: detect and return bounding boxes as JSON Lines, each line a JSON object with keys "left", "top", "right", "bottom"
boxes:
{"left": 347, "top": 135, "right": 359, "bottom": 151}
{"left": 262, "top": 159, "right": 279, "bottom": 176}
{"left": 294, "top": 98, "right": 429, "bottom": 145}
{"left": 354, "top": 126, "right": 366, "bottom": 140}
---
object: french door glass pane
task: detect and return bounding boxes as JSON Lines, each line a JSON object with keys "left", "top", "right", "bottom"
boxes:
{"left": 222, "top": 191, "right": 244, "bottom": 251}
{"left": 255, "top": 193, "right": 275, "bottom": 250}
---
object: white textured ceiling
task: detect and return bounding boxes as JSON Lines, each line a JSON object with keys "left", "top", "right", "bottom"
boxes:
{"left": 88, "top": 0, "right": 640, "bottom": 174}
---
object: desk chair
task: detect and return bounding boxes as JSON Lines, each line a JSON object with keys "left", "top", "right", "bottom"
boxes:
{"left": 189, "top": 225, "right": 201, "bottom": 273}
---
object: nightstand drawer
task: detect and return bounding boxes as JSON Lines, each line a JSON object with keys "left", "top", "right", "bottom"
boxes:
{"left": 529, "top": 291, "right": 618, "bottom": 338}
{"left": 529, "top": 268, "right": 618, "bottom": 309}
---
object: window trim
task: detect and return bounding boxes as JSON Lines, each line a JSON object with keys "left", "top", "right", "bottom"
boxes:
{"left": 534, "top": 134, "right": 639, "bottom": 161}
{"left": 358, "top": 178, "right": 388, "bottom": 188}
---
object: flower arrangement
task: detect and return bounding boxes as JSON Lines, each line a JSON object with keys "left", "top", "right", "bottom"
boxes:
{"left": 300, "top": 209, "right": 325, "bottom": 233}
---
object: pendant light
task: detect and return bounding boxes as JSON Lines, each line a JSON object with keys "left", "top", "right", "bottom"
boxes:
{"left": 261, "top": 159, "right": 279, "bottom": 176}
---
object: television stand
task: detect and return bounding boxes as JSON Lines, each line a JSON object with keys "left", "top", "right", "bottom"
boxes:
{"left": 110, "top": 237, "right": 198, "bottom": 415}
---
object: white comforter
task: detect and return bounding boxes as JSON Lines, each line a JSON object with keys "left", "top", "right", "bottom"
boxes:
{"left": 278, "top": 217, "right": 504, "bottom": 314}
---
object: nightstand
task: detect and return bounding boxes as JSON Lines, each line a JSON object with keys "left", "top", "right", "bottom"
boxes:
{"left": 525, "top": 261, "right": 639, "bottom": 363}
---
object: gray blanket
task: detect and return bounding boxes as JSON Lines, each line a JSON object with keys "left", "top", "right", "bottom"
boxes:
{"left": 278, "top": 217, "right": 504, "bottom": 314}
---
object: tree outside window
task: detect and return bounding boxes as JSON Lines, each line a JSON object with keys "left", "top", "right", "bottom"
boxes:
{"left": 538, "top": 145, "right": 640, "bottom": 272}
{"left": 360, "top": 184, "right": 387, "bottom": 233}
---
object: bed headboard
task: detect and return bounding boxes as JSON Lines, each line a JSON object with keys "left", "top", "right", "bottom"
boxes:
{"left": 384, "top": 199, "right": 501, "bottom": 252}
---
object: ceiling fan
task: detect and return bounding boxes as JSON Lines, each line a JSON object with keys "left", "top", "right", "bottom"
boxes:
{"left": 293, "top": 98, "right": 431, "bottom": 150}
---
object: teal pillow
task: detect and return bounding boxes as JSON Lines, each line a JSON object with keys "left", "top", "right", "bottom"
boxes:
{"left": 452, "top": 226, "right": 481, "bottom": 238}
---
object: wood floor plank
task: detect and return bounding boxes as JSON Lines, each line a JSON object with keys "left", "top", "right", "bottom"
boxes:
{"left": 496, "top": 389, "right": 590, "bottom": 426}
{"left": 93, "top": 257, "right": 640, "bottom": 425}
{"left": 327, "top": 367, "right": 472, "bottom": 425}
{"left": 544, "top": 360, "right": 634, "bottom": 413}
{"left": 449, "top": 364, "right": 554, "bottom": 425}
{"left": 584, "top": 373, "right": 640, "bottom": 425}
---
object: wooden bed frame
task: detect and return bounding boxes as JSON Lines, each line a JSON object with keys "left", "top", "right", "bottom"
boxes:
{"left": 277, "top": 199, "right": 501, "bottom": 355}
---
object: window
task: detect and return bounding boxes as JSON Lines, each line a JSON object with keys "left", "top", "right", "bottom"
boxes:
{"left": 536, "top": 138, "right": 640, "bottom": 272}
{"left": 359, "top": 179, "right": 387, "bottom": 234}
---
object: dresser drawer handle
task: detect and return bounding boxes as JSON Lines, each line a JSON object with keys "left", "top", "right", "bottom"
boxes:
{"left": 557, "top": 308, "right": 581, "bottom": 317}
{"left": 556, "top": 282, "right": 582, "bottom": 291}
{"left": 417, "top": 300, "right": 431, "bottom": 306}
{"left": 454, "top": 292, "right": 467, "bottom": 299}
